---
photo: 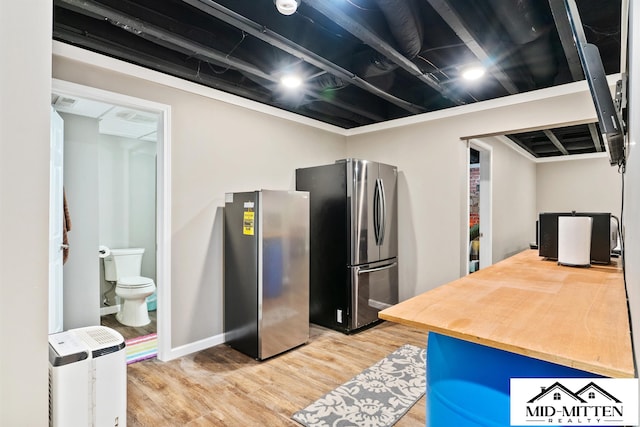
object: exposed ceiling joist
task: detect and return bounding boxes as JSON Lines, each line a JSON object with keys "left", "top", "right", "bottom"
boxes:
{"left": 588, "top": 123, "right": 603, "bottom": 152}
{"left": 51, "top": 0, "right": 623, "bottom": 153}
{"left": 180, "top": 0, "right": 426, "bottom": 115}
{"left": 507, "top": 136, "right": 538, "bottom": 157}
{"left": 543, "top": 129, "right": 570, "bottom": 155}
{"left": 53, "top": 26, "right": 272, "bottom": 101}
{"left": 302, "top": 0, "right": 463, "bottom": 104}
{"left": 425, "top": 0, "right": 519, "bottom": 94}
{"left": 56, "top": 0, "right": 274, "bottom": 79}
{"left": 55, "top": 0, "right": 382, "bottom": 125}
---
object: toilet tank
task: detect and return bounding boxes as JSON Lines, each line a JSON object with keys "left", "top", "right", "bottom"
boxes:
{"left": 103, "top": 248, "right": 145, "bottom": 281}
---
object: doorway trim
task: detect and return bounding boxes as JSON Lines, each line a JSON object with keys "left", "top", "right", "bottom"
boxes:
{"left": 466, "top": 139, "right": 493, "bottom": 272}
{"left": 52, "top": 79, "right": 172, "bottom": 361}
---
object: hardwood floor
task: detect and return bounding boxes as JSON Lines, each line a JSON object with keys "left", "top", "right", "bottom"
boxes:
{"left": 126, "top": 321, "right": 427, "bottom": 426}
{"left": 101, "top": 310, "right": 157, "bottom": 341}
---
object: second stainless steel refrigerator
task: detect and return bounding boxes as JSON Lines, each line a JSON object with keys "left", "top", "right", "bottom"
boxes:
{"left": 296, "top": 159, "right": 398, "bottom": 333}
{"left": 224, "top": 190, "right": 310, "bottom": 360}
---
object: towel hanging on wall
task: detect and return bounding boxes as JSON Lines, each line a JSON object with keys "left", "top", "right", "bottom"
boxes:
{"left": 63, "top": 189, "right": 72, "bottom": 264}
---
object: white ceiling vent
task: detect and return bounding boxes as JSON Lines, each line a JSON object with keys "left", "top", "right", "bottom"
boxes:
{"left": 114, "top": 110, "right": 157, "bottom": 124}
{"left": 100, "top": 107, "right": 159, "bottom": 141}
{"left": 54, "top": 96, "right": 78, "bottom": 108}
{"left": 52, "top": 94, "right": 114, "bottom": 118}
{"left": 51, "top": 93, "right": 158, "bottom": 142}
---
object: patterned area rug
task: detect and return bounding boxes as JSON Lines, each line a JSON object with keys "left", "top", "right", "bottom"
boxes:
{"left": 125, "top": 333, "right": 157, "bottom": 364}
{"left": 292, "top": 344, "right": 426, "bottom": 427}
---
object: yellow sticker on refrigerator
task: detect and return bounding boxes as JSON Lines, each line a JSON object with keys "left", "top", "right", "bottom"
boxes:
{"left": 243, "top": 210, "right": 255, "bottom": 235}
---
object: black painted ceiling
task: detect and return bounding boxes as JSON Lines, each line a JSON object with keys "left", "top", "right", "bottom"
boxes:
{"left": 53, "top": 0, "right": 622, "bottom": 157}
{"left": 507, "top": 122, "right": 606, "bottom": 158}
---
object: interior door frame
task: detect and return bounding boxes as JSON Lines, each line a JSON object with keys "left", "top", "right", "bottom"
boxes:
{"left": 49, "top": 107, "right": 65, "bottom": 334}
{"left": 466, "top": 139, "right": 493, "bottom": 272}
{"left": 52, "top": 79, "right": 172, "bottom": 361}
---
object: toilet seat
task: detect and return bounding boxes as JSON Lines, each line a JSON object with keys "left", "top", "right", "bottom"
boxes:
{"left": 117, "top": 276, "right": 154, "bottom": 288}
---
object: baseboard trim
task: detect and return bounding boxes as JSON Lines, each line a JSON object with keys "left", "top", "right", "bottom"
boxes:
{"left": 100, "top": 305, "right": 120, "bottom": 316}
{"left": 161, "top": 333, "right": 225, "bottom": 361}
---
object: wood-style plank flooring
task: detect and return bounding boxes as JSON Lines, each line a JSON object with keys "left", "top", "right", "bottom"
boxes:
{"left": 127, "top": 321, "right": 427, "bottom": 426}
{"left": 101, "top": 310, "right": 157, "bottom": 341}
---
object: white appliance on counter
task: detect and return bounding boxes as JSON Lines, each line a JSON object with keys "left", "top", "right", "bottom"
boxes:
{"left": 557, "top": 216, "right": 593, "bottom": 267}
{"left": 49, "top": 326, "right": 126, "bottom": 427}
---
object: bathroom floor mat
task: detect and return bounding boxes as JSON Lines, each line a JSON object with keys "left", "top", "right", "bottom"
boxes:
{"left": 125, "top": 333, "right": 157, "bottom": 364}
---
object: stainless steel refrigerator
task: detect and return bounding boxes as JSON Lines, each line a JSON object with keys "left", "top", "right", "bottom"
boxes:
{"left": 224, "top": 190, "right": 310, "bottom": 360}
{"left": 296, "top": 159, "right": 398, "bottom": 333}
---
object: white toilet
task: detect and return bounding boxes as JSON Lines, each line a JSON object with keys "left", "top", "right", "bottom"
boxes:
{"left": 103, "top": 248, "right": 156, "bottom": 327}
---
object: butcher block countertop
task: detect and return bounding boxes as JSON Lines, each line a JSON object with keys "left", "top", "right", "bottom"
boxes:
{"left": 379, "top": 249, "right": 635, "bottom": 378}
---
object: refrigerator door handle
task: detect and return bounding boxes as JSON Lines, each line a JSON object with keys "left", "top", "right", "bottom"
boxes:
{"left": 373, "top": 179, "right": 381, "bottom": 245}
{"left": 374, "top": 178, "right": 386, "bottom": 246}
{"left": 379, "top": 178, "right": 386, "bottom": 245}
{"left": 357, "top": 261, "right": 398, "bottom": 275}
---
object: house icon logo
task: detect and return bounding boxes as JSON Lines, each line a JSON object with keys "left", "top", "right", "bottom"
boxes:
{"left": 527, "top": 381, "right": 622, "bottom": 405}
{"left": 510, "top": 378, "right": 638, "bottom": 426}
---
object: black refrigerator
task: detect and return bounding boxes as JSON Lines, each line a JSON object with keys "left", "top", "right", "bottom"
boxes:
{"left": 224, "top": 190, "right": 310, "bottom": 360}
{"left": 296, "top": 159, "right": 398, "bottom": 333}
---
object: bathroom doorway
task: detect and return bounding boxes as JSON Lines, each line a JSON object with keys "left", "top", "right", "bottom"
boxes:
{"left": 467, "top": 139, "right": 493, "bottom": 273}
{"left": 51, "top": 79, "right": 171, "bottom": 361}
{"left": 469, "top": 148, "right": 481, "bottom": 273}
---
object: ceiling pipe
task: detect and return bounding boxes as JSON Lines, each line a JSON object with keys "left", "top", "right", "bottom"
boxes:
{"left": 487, "top": 0, "right": 558, "bottom": 86}
{"left": 375, "top": 0, "right": 423, "bottom": 58}
{"left": 352, "top": 0, "right": 424, "bottom": 78}
{"left": 53, "top": 26, "right": 274, "bottom": 102}
{"left": 56, "top": 0, "right": 276, "bottom": 82}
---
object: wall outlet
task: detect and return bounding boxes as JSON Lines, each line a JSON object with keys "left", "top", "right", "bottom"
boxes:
{"left": 337, "top": 309, "right": 343, "bottom": 323}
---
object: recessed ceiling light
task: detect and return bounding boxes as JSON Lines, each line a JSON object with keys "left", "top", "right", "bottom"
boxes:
{"left": 461, "top": 66, "right": 486, "bottom": 81}
{"left": 281, "top": 74, "right": 302, "bottom": 89}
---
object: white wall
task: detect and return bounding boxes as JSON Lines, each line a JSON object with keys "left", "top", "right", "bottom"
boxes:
{"left": 52, "top": 53, "right": 347, "bottom": 348}
{"left": 99, "top": 135, "right": 130, "bottom": 248}
{"left": 481, "top": 137, "right": 537, "bottom": 262}
{"left": 127, "top": 140, "right": 157, "bottom": 280}
{"left": 0, "top": 1, "right": 51, "bottom": 425}
{"left": 536, "top": 157, "right": 622, "bottom": 216}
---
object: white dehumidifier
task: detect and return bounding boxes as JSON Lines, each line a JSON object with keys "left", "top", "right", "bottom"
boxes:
{"left": 49, "top": 326, "right": 127, "bottom": 427}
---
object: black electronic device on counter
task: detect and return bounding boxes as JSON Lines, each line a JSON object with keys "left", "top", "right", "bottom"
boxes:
{"left": 538, "top": 212, "right": 612, "bottom": 264}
